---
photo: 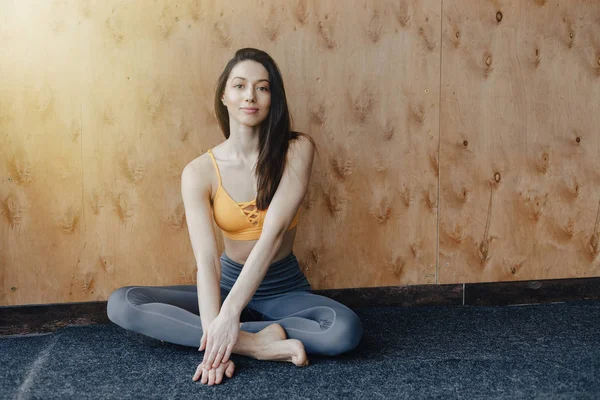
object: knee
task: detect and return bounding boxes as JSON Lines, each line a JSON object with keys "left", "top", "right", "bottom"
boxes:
{"left": 324, "top": 309, "right": 364, "bottom": 356}
{"left": 106, "top": 286, "right": 135, "bottom": 327}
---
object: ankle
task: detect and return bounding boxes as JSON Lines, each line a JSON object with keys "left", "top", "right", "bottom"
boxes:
{"left": 232, "top": 331, "right": 262, "bottom": 359}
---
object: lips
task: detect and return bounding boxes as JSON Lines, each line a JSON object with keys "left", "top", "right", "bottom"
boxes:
{"left": 241, "top": 107, "right": 259, "bottom": 114}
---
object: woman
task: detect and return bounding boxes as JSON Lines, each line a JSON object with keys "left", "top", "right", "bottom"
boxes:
{"left": 107, "top": 48, "right": 364, "bottom": 386}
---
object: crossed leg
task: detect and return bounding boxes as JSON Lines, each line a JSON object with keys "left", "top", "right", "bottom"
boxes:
{"left": 239, "top": 290, "right": 364, "bottom": 356}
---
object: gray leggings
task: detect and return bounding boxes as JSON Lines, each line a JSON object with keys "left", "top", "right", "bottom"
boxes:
{"left": 107, "top": 252, "right": 364, "bottom": 356}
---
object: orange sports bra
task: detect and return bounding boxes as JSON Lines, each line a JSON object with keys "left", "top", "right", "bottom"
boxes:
{"left": 207, "top": 149, "right": 299, "bottom": 241}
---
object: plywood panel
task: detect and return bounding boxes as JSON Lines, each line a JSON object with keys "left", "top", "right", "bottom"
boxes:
{"left": 0, "top": 1, "right": 85, "bottom": 304}
{"left": 292, "top": 0, "right": 441, "bottom": 289}
{"left": 1, "top": 0, "right": 440, "bottom": 305}
{"left": 438, "top": 0, "right": 600, "bottom": 284}
{"left": 3, "top": 0, "right": 598, "bottom": 307}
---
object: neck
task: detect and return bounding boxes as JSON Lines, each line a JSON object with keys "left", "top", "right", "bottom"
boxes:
{"left": 226, "top": 119, "right": 261, "bottom": 160}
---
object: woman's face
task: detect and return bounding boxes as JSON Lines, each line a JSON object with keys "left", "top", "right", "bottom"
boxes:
{"left": 221, "top": 60, "right": 271, "bottom": 127}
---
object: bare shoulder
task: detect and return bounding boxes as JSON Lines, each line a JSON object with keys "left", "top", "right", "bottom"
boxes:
{"left": 288, "top": 133, "right": 315, "bottom": 164}
{"left": 181, "top": 152, "right": 215, "bottom": 195}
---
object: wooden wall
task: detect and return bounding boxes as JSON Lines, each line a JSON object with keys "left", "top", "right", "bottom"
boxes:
{"left": 0, "top": 0, "right": 598, "bottom": 306}
{"left": 439, "top": 0, "right": 600, "bottom": 283}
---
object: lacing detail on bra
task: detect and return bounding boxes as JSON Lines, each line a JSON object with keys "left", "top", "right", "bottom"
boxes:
{"left": 240, "top": 201, "right": 260, "bottom": 225}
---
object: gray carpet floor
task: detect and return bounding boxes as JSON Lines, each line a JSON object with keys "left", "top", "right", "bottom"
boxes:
{"left": 1, "top": 301, "right": 599, "bottom": 399}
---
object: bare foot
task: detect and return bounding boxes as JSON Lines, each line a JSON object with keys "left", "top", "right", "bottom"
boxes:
{"left": 256, "top": 323, "right": 287, "bottom": 345}
{"left": 253, "top": 324, "right": 309, "bottom": 367}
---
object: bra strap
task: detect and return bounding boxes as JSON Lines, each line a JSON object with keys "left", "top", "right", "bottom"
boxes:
{"left": 207, "top": 149, "right": 222, "bottom": 186}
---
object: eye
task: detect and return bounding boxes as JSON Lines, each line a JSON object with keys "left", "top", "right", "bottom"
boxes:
{"left": 234, "top": 84, "right": 243, "bottom": 89}
{"left": 258, "top": 87, "right": 269, "bottom": 92}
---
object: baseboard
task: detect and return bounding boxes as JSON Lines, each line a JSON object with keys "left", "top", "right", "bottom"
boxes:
{"left": 1, "top": 277, "right": 599, "bottom": 336}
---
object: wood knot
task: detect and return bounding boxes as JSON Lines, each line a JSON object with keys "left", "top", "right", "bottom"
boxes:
{"left": 454, "top": 183, "right": 471, "bottom": 204}
{"left": 370, "top": 199, "right": 392, "bottom": 224}
{"left": 536, "top": 152, "right": 550, "bottom": 173}
{"left": 496, "top": 11, "right": 503, "bottom": 23}
{"left": 322, "top": 188, "right": 344, "bottom": 217}
{"left": 424, "top": 188, "right": 437, "bottom": 211}
{"left": 99, "top": 256, "right": 114, "bottom": 273}
{"left": 90, "top": 191, "right": 104, "bottom": 215}
{"left": 116, "top": 192, "right": 136, "bottom": 224}
{"left": 310, "top": 103, "right": 327, "bottom": 124}
{"left": 509, "top": 261, "right": 523, "bottom": 275}
{"left": 418, "top": 24, "right": 436, "bottom": 50}
{"left": 448, "top": 223, "right": 465, "bottom": 244}
{"left": 410, "top": 242, "right": 422, "bottom": 260}
{"left": 564, "top": 177, "right": 581, "bottom": 199}
{"left": 214, "top": 21, "right": 232, "bottom": 47}
{"left": 590, "top": 233, "right": 599, "bottom": 257}
{"left": 311, "top": 248, "right": 321, "bottom": 264}
{"left": 400, "top": 184, "right": 414, "bottom": 207}
{"left": 534, "top": 48, "right": 542, "bottom": 67}
{"left": 394, "top": 4, "right": 411, "bottom": 27}
{"left": 330, "top": 156, "right": 353, "bottom": 180}
{"left": 562, "top": 220, "right": 575, "bottom": 238}
{"left": 2, "top": 193, "right": 27, "bottom": 229}
{"left": 429, "top": 153, "right": 439, "bottom": 176}
{"left": 410, "top": 103, "right": 426, "bottom": 123}
{"left": 352, "top": 89, "right": 373, "bottom": 122}
{"left": 264, "top": 8, "right": 281, "bottom": 41}
{"left": 483, "top": 52, "right": 494, "bottom": 77}
{"left": 317, "top": 20, "right": 336, "bottom": 49}
{"left": 367, "top": 11, "right": 383, "bottom": 43}
{"left": 167, "top": 203, "right": 185, "bottom": 229}
{"left": 56, "top": 209, "right": 79, "bottom": 234}
{"left": 8, "top": 154, "right": 32, "bottom": 184}
{"left": 294, "top": 0, "right": 309, "bottom": 24}
{"left": 478, "top": 239, "right": 490, "bottom": 265}
{"left": 386, "top": 256, "right": 405, "bottom": 278}
{"left": 146, "top": 87, "right": 166, "bottom": 119}
{"left": 383, "top": 123, "right": 395, "bottom": 140}
{"left": 124, "top": 155, "right": 147, "bottom": 184}
{"left": 494, "top": 172, "right": 501, "bottom": 183}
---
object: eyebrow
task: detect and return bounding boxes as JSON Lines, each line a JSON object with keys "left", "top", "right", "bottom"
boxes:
{"left": 232, "top": 77, "right": 270, "bottom": 84}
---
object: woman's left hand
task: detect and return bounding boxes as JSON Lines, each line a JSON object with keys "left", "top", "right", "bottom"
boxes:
{"left": 199, "top": 311, "right": 240, "bottom": 368}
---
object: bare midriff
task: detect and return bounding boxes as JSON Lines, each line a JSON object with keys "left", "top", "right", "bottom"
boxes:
{"left": 222, "top": 226, "right": 297, "bottom": 265}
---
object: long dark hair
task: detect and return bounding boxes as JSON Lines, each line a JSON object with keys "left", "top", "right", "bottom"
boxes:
{"left": 214, "top": 48, "right": 315, "bottom": 210}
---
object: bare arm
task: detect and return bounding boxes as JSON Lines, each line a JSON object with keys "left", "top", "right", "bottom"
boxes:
{"left": 221, "top": 136, "right": 315, "bottom": 317}
{"left": 181, "top": 158, "right": 222, "bottom": 332}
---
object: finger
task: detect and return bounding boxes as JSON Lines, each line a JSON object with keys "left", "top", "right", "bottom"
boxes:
{"left": 199, "top": 333, "right": 206, "bottom": 351}
{"left": 192, "top": 364, "right": 201, "bottom": 381}
{"left": 206, "top": 343, "right": 219, "bottom": 368}
{"left": 225, "top": 361, "right": 235, "bottom": 378}
{"left": 215, "top": 365, "right": 225, "bottom": 385}
{"left": 195, "top": 364, "right": 206, "bottom": 381}
{"left": 223, "top": 344, "right": 234, "bottom": 364}
{"left": 201, "top": 366, "right": 209, "bottom": 385}
{"left": 201, "top": 340, "right": 213, "bottom": 367}
{"left": 208, "top": 368, "right": 216, "bottom": 386}
{"left": 212, "top": 346, "right": 227, "bottom": 368}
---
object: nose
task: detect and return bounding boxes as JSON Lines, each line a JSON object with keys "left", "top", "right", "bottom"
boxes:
{"left": 245, "top": 87, "right": 256, "bottom": 102}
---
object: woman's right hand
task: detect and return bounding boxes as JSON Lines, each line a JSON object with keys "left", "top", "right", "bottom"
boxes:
{"left": 192, "top": 359, "right": 235, "bottom": 385}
